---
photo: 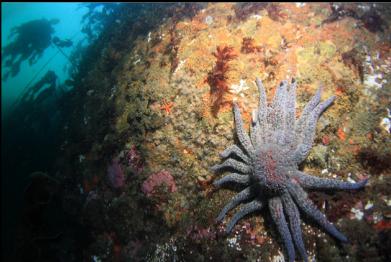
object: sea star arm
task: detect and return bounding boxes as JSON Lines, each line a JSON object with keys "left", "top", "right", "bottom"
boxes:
{"left": 295, "top": 87, "right": 322, "bottom": 139}
{"left": 250, "top": 109, "right": 260, "bottom": 146}
{"left": 281, "top": 193, "right": 308, "bottom": 262}
{"left": 291, "top": 171, "right": 368, "bottom": 190}
{"left": 216, "top": 186, "right": 255, "bottom": 222}
{"left": 256, "top": 77, "right": 267, "bottom": 124}
{"left": 305, "top": 95, "right": 336, "bottom": 138}
{"left": 269, "top": 197, "right": 296, "bottom": 262}
{"left": 287, "top": 183, "right": 348, "bottom": 243}
{"left": 254, "top": 78, "right": 268, "bottom": 145}
{"left": 284, "top": 79, "right": 297, "bottom": 130}
{"left": 225, "top": 200, "right": 263, "bottom": 234}
{"left": 220, "top": 145, "right": 251, "bottom": 164}
{"left": 271, "top": 80, "right": 288, "bottom": 111}
{"left": 233, "top": 102, "right": 255, "bottom": 157}
{"left": 268, "top": 81, "right": 289, "bottom": 132}
{"left": 210, "top": 158, "right": 252, "bottom": 174}
{"left": 292, "top": 96, "right": 335, "bottom": 164}
{"left": 213, "top": 173, "right": 250, "bottom": 187}
{"left": 289, "top": 144, "right": 308, "bottom": 164}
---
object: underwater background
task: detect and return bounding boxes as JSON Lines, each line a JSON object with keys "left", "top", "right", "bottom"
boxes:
{"left": 1, "top": 3, "right": 391, "bottom": 261}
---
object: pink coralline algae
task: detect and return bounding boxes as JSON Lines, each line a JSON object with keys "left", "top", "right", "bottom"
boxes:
{"left": 107, "top": 158, "right": 125, "bottom": 189}
{"left": 141, "top": 170, "right": 177, "bottom": 197}
{"left": 126, "top": 145, "right": 144, "bottom": 175}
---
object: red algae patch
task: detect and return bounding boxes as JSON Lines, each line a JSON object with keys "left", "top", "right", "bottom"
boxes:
{"left": 142, "top": 170, "right": 177, "bottom": 197}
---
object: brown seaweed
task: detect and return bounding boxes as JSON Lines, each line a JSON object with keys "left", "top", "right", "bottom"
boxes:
{"left": 206, "top": 46, "right": 238, "bottom": 117}
{"left": 241, "top": 37, "right": 263, "bottom": 54}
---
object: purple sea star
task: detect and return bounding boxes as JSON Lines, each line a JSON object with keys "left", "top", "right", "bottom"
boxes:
{"left": 211, "top": 77, "right": 368, "bottom": 262}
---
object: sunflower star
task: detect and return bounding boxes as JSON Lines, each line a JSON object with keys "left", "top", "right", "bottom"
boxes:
{"left": 211, "top": 77, "right": 368, "bottom": 262}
